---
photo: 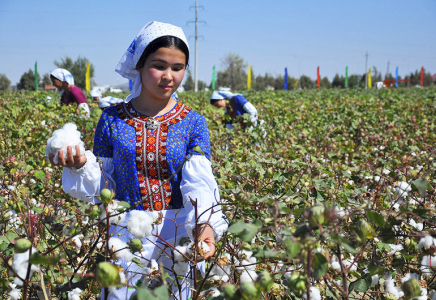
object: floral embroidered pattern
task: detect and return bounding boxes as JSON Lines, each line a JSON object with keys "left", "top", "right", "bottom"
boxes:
{"left": 117, "top": 102, "right": 191, "bottom": 211}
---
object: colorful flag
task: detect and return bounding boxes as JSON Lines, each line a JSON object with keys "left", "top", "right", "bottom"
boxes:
{"left": 129, "top": 80, "right": 133, "bottom": 91}
{"left": 395, "top": 67, "right": 398, "bottom": 87}
{"left": 211, "top": 65, "right": 216, "bottom": 90}
{"left": 420, "top": 67, "right": 424, "bottom": 86}
{"left": 345, "top": 66, "right": 348, "bottom": 88}
{"left": 284, "top": 68, "right": 288, "bottom": 90}
{"left": 368, "top": 68, "right": 372, "bottom": 88}
{"left": 247, "top": 65, "right": 251, "bottom": 89}
{"left": 85, "top": 61, "right": 91, "bottom": 91}
{"left": 34, "top": 61, "right": 38, "bottom": 91}
{"left": 317, "top": 66, "right": 320, "bottom": 88}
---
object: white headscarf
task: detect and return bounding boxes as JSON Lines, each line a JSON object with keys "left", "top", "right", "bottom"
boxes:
{"left": 90, "top": 89, "right": 102, "bottom": 98}
{"left": 210, "top": 90, "right": 241, "bottom": 100}
{"left": 50, "top": 68, "right": 74, "bottom": 86}
{"left": 115, "top": 21, "right": 189, "bottom": 103}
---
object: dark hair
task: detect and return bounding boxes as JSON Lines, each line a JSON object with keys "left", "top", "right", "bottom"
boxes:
{"left": 135, "top": 36, "right": 189, "bottom": 69}
{"left": 210, "top": 99, "right": 220, "bottom": 105}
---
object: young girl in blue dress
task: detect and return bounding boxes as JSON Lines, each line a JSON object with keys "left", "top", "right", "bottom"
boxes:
{"left": 49, "top": 21, "right": 227, "bottom": 300}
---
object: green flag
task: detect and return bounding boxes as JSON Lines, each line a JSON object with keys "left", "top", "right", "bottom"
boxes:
{"left": 345, "top": 66, "right": 348, "bottom": 88}
{"left": 34, "top": 61, "right": 38, "bottom": 91}
{"left": 212, "top": 65, "right": 216, "bottom": 90}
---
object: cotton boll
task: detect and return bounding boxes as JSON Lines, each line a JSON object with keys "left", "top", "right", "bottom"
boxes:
{"left": 417, "top": 235, "right": 436, "bottom": 251}
{"left": 395, "top": 182, "right": 412, "bottom": 197}
{"left": 240, "top": 270, "right": 258, "bottom": 283}
{"left": 108, "top": 237, "right": 133, "bottom": 261}
{"left": 71, "top": 234, "right": 83, "bottom": 253}
{"left": 173, "top": 261, "right": 190, "bottom": 275}
{"left": 384, "top": 278, "right": 403, "bottom": 299}
{"left": 370, "top": 275, "right": 379, "bottom": 287}
{"left": 387, "top": 244, "right": 404, "bottom": 255}
{"left": 45, "top": 123, "right": 86, "bottom": 164}
{"left": 9, "top": 283, "right": 22, "bottom": 300}
{"left": 401, "top": 273, "right": 420, "bottom": 283}
{"left": 100, "top": 201, "right": 126, "bottom": 225}
{"left": 420, "top": 255, "right": 436, "bottom": 276}
{"left": 200, "top": 287, "right": 220, "bottom": 297}
{"left": 12, "top": 248, "right": 39, "bottom": 286}
{"left": 67, "top": 288, "right": 83, "bottom": 300}
{"left": 302, "top": 286, "right": 321, "bottom": 300}
{"left": 174, "top": 246, "right": 188, "bottom": 262}
{"left": 127, "top": 210, "right": 153, "bottom": 239}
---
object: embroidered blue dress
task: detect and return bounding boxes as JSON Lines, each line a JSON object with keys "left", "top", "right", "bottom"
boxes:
{"left": 93, "top": 101, "right": 210, "bottom": 210}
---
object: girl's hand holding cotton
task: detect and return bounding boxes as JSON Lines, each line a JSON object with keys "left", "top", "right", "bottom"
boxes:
{"left": 45, "top": 123, "right": 87, "bottom": 168}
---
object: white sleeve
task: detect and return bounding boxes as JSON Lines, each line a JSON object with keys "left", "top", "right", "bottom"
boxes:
{"left": 242, "top": 102, "right": 258, "bottom": 126}
{"left": 181, "top": 155, "right": 228, "bottom": 241}
{"left": 62, "top": 150, "right": 116, "bottom": 204}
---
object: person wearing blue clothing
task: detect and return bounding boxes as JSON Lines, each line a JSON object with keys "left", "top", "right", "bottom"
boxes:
{"left": 210, "top": 90, "right": 258, "bottom": 129}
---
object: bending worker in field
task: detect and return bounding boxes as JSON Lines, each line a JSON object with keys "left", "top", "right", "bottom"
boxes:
{"left": 210, "top": 90, "right": 259, "bottom": 129}
{"left": 50, "top": 68, "right": 90, "bottom": 118}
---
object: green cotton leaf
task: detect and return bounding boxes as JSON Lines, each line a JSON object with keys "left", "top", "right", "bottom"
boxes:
{"left": 151, "top": 285, "right": 170, "bottom": 300}
{"left": 137, "top": 286, "right": 155, "bottom": 299}
{"left": 349, "top": 274, "right": 372, "bottom": 293}
{"left": 117, "top": 201, "right": 131, "bottom": 209}
{"left": 341, "top": 243, "right": 360, "bottom": 254}
{"left": 228, "top": 222, "right": 258, "bottom": 242}
{"left": 411, "top": 178, "right": 433, "bottom": 197}
{"left": 283, "top": 239, "right": 301, "bottom": 259}
{"left": 29, "top": 252, "right": 61, "bottom": 265}
{"left": 253, "top": 248, "right": 280, "bottom": 258}
{"left": 33, "top": 207, "right": 44, "bottom": 214}
{"left": 132, "top": 257, "right": 145, "bottom": 268}
{"left": 366, "top": 210, "right": 385, "bottom": 228}
{"left": 312, "top": 252, "right": 328, "bottom": 280}
{"left": 192, "top": 146, "right": 205, "bottom": 156}
{"left": 34, "top": 170, "right": 45, "bottom": 181}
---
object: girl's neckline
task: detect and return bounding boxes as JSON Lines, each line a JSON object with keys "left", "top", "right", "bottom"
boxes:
{"left": 129, "top": 100, "right": 179, "bottom": 119}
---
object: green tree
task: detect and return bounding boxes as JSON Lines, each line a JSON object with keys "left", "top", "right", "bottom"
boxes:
{"left": 253, "top": 73, "right": 275, "bottom": 91}
{"left": 17, "top": 69, "right": 40, "bottom": 91}
{"left": 216, "top": 53, "right": 247, "bottom": 90}
{"left": 320, "top": 76, "right": 331, "bottom": 88}
{"left": 332, "top": 74, "right": 345, "bottom": 88}
{"left": 183, "top": 70, "right": 194, "bottom": 91}
{"left": 0, "top": 74, "right": 11, "bottom": 90}
{"left": 347, "top": 74, "right": 363, "bottom": 88}
{"left": 299, "top": 75, "right": 315, "bottom": 89}
{"left": 42, "top": 73, "right": 52, "bottom": 86}
{"left": 54, "top": 56, "right": 95, "bottom": 89}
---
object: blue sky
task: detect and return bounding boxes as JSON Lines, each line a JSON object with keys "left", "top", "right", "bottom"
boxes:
{"left": 1, "top": 0, "right": 435, "bottom": 88}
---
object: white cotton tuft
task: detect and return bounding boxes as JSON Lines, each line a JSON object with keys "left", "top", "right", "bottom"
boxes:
{"left": 420, "top": 255, "right": 436, "bottom": 276}
{"left": 174, "top": 246, "right": 188, "bottom": 262}
{"left": 409, "top": 219, "right": 424, "bottom": 231}
{"left": 370, "top": 275, "right": 379, "bottom": 287}
{"left": 302, "top": 286, "right": 321, "bottom": 300}
{"left": 173, "top": 261, "right": 190, "bottom": 275}
{"left": 418, "top": 235, "right": 436, "bottom": 251}
{"left": 108, "top": 237, "right": 133, "bottom": 261}
{"left": 45, "top": 123, "right": 85, "bottom": 164}
{"left": 127, "top": 210, "right": 154, "bottom": 239}
{"left": 200, "top": 287, "right": 220, "bottom": 297}
{"left": 12, "top": 248, "right": 39, "bottom": 286}
{"left": 9, "top": 283, "right": 22, "bottom": 300}
{"left": 388, "top": 244, "right": 404, "bottom": 255}
{"left": 395, "top": 182, "right": 412, "bottom": 198}
{"left": 384, "top": 278, "right": 403, "bottom": 299}
{"left": 100, "top": 201, "right": 126, "bottom": 225}
{"left": 401, "top": 273, "right": 420, "bottom": 283}
{"left": 240, "top": 270, "right": 258, "bottom": 283}
{"left": 67, "top": 288, "right": 83, "bottom": 300}
{"left": 71, "top": 234, "right": 83, "bottom": 253}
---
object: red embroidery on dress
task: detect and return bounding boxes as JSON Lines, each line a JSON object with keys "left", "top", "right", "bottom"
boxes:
{"left": 117, "top": 102, "right": 191, "bottom": 211}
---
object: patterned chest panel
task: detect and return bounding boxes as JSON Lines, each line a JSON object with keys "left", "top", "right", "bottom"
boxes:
{"left": 117, "top": 102, "right": 191, "bottom": 211}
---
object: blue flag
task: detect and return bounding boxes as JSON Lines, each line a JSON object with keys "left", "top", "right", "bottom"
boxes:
{"left": 395, "top": 67, "right": 398, "bottom": 87}
{"left": 129, "top": 79, "right": 133, "bottom": 91}
{"left": 284, "top": 68, "right": 288, "bottom": 90}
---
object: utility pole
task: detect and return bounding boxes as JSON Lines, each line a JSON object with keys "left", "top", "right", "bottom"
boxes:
{"left": 365, "top": 52, "right": 368, "bottom": 89}
{"left": 187, "top": 2, "right": 205, "bottom": 92}
{"left": 386, "top": 60, "right": 390, "bottom": 79}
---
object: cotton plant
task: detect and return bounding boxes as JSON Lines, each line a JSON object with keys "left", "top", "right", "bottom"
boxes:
{"left": 100, "top": 200, "right": 126, "bottom": 225}
{"left": 12, "top": 247, "right": 39, "bottom": 286}
{"left": 45, "top": 122, "right": 86, "bottom": 164}
{"left": 67, "top": 288, "right": 83, "bottom": 300}
{"left": 127, "top": 210, "right": 160, "bottom": 239}
{"left": 108, "top": 237, "right": 133, "bottom": 261}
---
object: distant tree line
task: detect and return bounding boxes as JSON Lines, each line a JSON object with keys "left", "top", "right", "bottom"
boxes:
{"left": 0, "top": 56, "right": 95, "bottom": 91}
{"left": 183, "top": 53, "right": 435, "bottom": 91}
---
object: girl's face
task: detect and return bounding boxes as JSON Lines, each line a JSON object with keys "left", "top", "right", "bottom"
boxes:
{"left": 51, "top": 77, "right": 63, "bottom": 89}
{"left": 138, "top": 46, "right": 186, "bottom": 101}
{"left": 212, "top": 99, "right": 226, "bottom": 109}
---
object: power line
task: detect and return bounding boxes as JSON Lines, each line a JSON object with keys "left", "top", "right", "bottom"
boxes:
{"left": 187, "top": 1, "right": 205, "bottom": 92}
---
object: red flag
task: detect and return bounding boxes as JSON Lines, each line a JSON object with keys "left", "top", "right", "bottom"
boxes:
{"left": 420, "top": 67, "right": 424, "bottom": 86}
{"left": 317, "top": 66, "right": 320, "bottom": 88}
